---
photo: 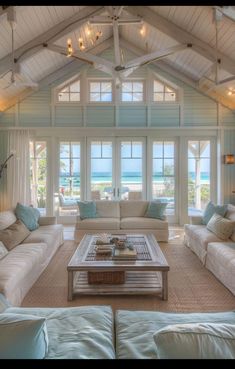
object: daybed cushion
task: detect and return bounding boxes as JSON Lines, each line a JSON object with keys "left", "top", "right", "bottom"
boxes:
{"left": 5, "top": 305, "right": 115, "bottom": 359}
{"left": 206, "top": 242, "right": 235, "bottom": 295}
{"left": 77, "top": 218, "right": 120, "bottom": 230}
{"left": 184, "top": 224, "right": 222, "bottom": 264}
{"left": 120, "top": 217, "right": 168, "bottom": 230}
{"left": 153, "top": 322, "right": 235, "bottom": 359}
{"left": 115, "top": 309, "right": 235, "bottom": 359}
{"left": 96, "top": 201, "right": 120, "bottom": 218}
{"left": 120, "top": 200, "right": 149, "bottom": 218}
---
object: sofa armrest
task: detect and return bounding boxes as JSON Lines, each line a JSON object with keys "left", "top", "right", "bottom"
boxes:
{"left": 189, "top": 216, "right": 203, "bottom": 225}
{"left": 38, "top": 216, "right": 57, "bottom": 226}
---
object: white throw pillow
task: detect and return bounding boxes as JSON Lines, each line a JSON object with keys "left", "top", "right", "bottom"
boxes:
{"left": 153, "top": 322, "right": 235, "bottom": 359}
{"left": 0, "top": 241, "right": 8, "bottom": 260}
{"left": 206, "top": 213, "right": 235, "bottom": 240}
{"left": 0, "top": 210, "right": 17, "bottom": 230}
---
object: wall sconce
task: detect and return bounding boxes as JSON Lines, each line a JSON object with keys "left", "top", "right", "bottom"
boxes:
{"left": 224, "top": 154, "right": 235, "bottom": 164}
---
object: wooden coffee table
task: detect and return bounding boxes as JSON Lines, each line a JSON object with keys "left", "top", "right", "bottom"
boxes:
{"left": 67, "top": 234, "right": 169, "bottom": 301}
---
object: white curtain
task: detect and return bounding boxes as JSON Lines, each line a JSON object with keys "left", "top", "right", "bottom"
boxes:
{"left": 7, "top": 130, "right": 33, "bottom": 209}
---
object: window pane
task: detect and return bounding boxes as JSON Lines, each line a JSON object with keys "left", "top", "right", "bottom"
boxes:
{"left": 71, "top": 144, "right": 80, "bottom": 158}
{"left": 101, "top": 93, "right": 112, "bottom": 102}
{"left": 154, "top": 92, "right": 164, "bottom": 101}
{"left": 165, "top": 92, "right": 176, "bottom": 101}
{"left": 164, "top": 158, "right": 174, "bottom": 175}
{"left": 122, "top": 82, "right": 132, "bottom": 92}
{"left": 121, "top": 142, "right": 131, "bottom": 158}
{"left": 102, "top": 142, "right": 112, "bottom": 158}
{"left": 188, "top": 141, "right": 199, "bottom": 158}
{"left": 200, "top": 141, "right": 210, "bottom": 158}
{"left": 71, "top": 158, "right": 80, "bottom": 175}
{"left": 133, "top": 92, "right": 143, "bottom": 101}
{"left": 60, "top": 144, "right": 70, "bottom": 158}
{"left": 61, "top": 87, "right": 69, "bottom": 93}
{"left": 133, "top": 82, "right": 143, "bottom": 92}
{"left": 70, "top": 93, "right": 80, "bottom": 101}
{"left": 90, "top": 93, "right": 100, "bottom": 101}
{"left": 153, "top": 158, "right": 163, "bottom": 176}
{"left": 101, "top": 82, "right": 112, "bottom": 92}
{"left": 70, "top": 81, "right": 80, "bottom": 92}
{"left": 58, "top": 93, "right": 69, "bottom": 101}
{"left": 154, "top": 81, "right": 164, "bottom": 92}
{"left": 90, "top": 82, "right": 100, "bottom": 92}
{"left": 164, "top": 142, "right": 174, "bottom": 158}
{"left": 132, "top": 142, "right": 142, "bottom": 157}
{"left": 91, "top": 142, "right": 101, "bottom": 158}
{"left": 60, "top": 158, "right": 70, "bottom": 175}
{"left": 153, "top": 142, "right": 163, "bottom": 157}
{"left": 122, "top": 92, "right": 132, "bottom": 101}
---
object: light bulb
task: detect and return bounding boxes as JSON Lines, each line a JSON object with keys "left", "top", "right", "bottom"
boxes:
{"left": 228, "top": 91, "right": 233, "bottom": 96}
{"left": 140, "top": 26, "right": 145, "bottom": 36}
{"left": 67, "top": 38, "right": 73, "bottom": 57}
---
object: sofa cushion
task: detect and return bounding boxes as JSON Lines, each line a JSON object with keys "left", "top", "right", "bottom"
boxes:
{"left": 226, "top": 204, "right": 235, "bottom": 242}
{"left": 207, "top": 213, "right": 235, "bottom": 240}
{"left": 0, "top": 313, "right": 48, "bottom": 359}
{"left": 153, "top": 322, "right": 235, "bottom": 359}
{"left": 96, "top": 201, "right": 120, "bottom": 218}
{"left": 0, "top": 243, "right": 47, "bottom": 294}
{"left": 77, "top": 201, "right": 97, "bottom": 220}
{"left": 145, "top": 202, "right": 167, "bottom": 220}
{"left": 120, "top": 201, "right": 149, "bottom": 218}
{"left": 0, "top": 241, "right": 8, "bottom": 260}
{"left": 6, "top": 305, "right": 115, "bottom": 359}
{"left": 0, "top": 293, "right": 11, "bottom": 313}
{"left": 115, "top": 309, "right": 235, "bottom": 359}
{"left": 15, "top": 203, "right": 40, "bottom": 231}
{"left": 120, "top": 217, "right": 168, "bottom": 230}
{"left": 77, "top": 218, "right": 119, "bottom": 230}
{"left": 0, "top": 210, "right": 17, "bottom": 230}
{"left": 202, "top": 201, "right": 228, "bottom": 225}
{"left": 184, "top": 224, "right": 222, "bottom": 252}
{"left": 206, "top": 242, "right": 235, "bottom": 295}
{"left": 24, "top": 225, "right": 63, "bottom": 245}
{"left": 0, "top": 219, "right": 31, "bottom": 251}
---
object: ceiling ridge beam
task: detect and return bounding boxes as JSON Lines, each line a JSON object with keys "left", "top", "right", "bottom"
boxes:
{"left": 0, "top": 6, "right": 104, "bottom": 76}
{"left": 126, "top": 6, "right": 235, "bottom": 76}
{"left": 0, "top": 37, "right": 113, "bottom": 112}
{"left": 119, "top": 37, "right": 235, "bottom": 110}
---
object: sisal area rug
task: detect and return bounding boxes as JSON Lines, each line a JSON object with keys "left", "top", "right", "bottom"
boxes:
{"left": 22, "top": 230, "right": 235, "bottom": 312}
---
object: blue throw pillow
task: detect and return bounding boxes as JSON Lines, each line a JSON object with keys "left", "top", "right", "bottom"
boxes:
{"left": 202, "top": 201, "right": 228, "bottom": 225}
{"left": 77, "top": 201, "right": 97, "bottom": 220}
{"left": 145, "top": 201, "right": 168, "bottom": 220}
{"left": 0, "top": 313, "right": 48, "bottom": 359}
{"left": 15, "top": 203, "right": 40, "bottom": 231}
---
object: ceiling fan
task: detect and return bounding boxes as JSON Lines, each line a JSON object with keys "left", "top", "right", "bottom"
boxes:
{"left": 46, "top": 6, "right": 191, "bottom": 83}
{"left": 3, "top": 8, "right": 38, "bottom": 89}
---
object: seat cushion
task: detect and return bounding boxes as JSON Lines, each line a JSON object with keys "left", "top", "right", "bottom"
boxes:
{"left": 206, "top": 242, "right": 235, "bottom": 295}
{"left": 24, "top": 225, "right": 63, "bottom": 245}
{"left": 6, "top": 305, "right": 115, "bottom": 359}
{"left": 120, "top": 201, "right": 149, "bottom": 218}
{"left": 96, "top": 201, "right": 120, "bottom": 218}
{"left": 78, "top": 218, "right": 120, "bottom": 230}
{"left": 115, "top": 309, "right": 235, "bottom": 359}
{"left": 120, "top": 217, "right": 168, "bottom": 230}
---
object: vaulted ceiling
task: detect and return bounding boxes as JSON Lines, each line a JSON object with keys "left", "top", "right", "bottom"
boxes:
{"left": 0, "top": 5, "right": 235, "bottom": 111}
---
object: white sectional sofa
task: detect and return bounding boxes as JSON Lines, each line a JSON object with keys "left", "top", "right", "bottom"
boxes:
{"left": 184, "top": 204, "right": 235, "bottom": 295}
{"left": 75, "top": 200, "right": 169, "bottom": 242}
{"left": 0, "top": 210, "right": 64, "bottom": 306}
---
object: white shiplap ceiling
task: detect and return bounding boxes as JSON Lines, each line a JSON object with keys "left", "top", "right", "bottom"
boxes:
{"left": 0, "top": 5, "right": 235, "bottom": 111}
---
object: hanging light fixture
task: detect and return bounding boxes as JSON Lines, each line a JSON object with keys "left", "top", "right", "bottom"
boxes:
{"left": 66, "top": 38, "right": 73, "bottom": 57}
{"left": 78, "top": 37, "right": 85, "bottom": 51}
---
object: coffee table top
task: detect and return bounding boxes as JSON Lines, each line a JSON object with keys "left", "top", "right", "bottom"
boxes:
{"left": 68, "top": 234, "right": 169, "bottom": 272}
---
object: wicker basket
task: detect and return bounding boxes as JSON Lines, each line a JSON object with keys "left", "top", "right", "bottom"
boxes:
{"left": 88, "top": 271, "right": 125, "bottom": 284}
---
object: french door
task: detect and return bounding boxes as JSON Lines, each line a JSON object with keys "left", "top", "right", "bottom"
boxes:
{"left": 87, "top": 137, "right": 146, "bottom": 200}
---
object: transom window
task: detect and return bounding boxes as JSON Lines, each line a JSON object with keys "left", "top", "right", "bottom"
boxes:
{"left": 57, "top": 80, "right": 80, "bottom": 102}
{"left": 121, "top": 81, "right": 144, "bottom": 102}
{"left": 153, "top": 80, "right": 176, "bottom": 102}
{"left": 89, "top": 81, "right": 112, "bottom": 102}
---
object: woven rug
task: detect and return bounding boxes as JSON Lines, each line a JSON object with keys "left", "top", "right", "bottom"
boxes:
{"left": 22, "top": 230, "right": 235, "bottom": 312}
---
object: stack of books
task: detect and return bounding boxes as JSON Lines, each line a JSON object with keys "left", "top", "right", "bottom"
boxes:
{"left": 112, "top": 247, "right": 137, "bottom": 260}
{"left": 95, "top": 244, "right": 113, "bottom": 256}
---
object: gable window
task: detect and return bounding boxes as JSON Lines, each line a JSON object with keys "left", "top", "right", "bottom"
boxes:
{"left": 153, "top": 80, "right": 176, "bottom": 102}
{"left": 89, "top": 81, "right": 112, "bottom": 102}
{"left": 121, "top": 81, "right": 144, "bottom": 102}
{"left": 57, "top": 80, "right": 80, "bottom": 102}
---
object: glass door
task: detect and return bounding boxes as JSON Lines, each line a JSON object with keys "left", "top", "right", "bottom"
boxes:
{"left": 116, "top": 138, "right": 146, "bottom": 200}
{"left": 88, "top": 139, "right": 115, "bottom": 200}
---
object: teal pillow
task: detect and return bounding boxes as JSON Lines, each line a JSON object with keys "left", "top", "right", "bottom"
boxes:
{"left": 0, "top": 313, "right": 48, "bottom": 359}
{"left": 153, "top": 322, "right": 235, "bottom": 359}
{"left": 145, "top": 201, "right": 167, "bottom": 220}
{"left": 202, "top": 201, "right": 228, "bottom": 225}
{"left": 15, "top": 203, "right": 40, "bottom": 231}
{"left": 77, "top": 201, "right": 97, "bottom": 220}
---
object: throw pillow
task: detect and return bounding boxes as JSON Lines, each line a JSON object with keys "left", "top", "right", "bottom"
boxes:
{"left": 15, "top": 202, "right": 40, "bottom": 231}
{"left": 0, "top": 293, "right": 11, "bottom": 313}
{"left": 0, "top": 210, "right": 17, "bottom": 231}
{"left": 202, "top": 201, "right": 228, "bottom": 225}
{"left": 144, "top": 201, "right": 167, "bottom": 220}
{"left": 153, "top": 322, "right": 235, "bottom": 359}
{"left": 206, "top": 213, "right": 235, "bottom": 240}
{"left": 0, "top": 313, "right": 48, "bottom": 359}
{"left": 0, "top": 219, "right": 30, "bottom": 251}
{"left": 77, "top": 201, "right": 97, "bottom": 220}
{"left": 0, "top": 241, "right": 8, "bottom": 260}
